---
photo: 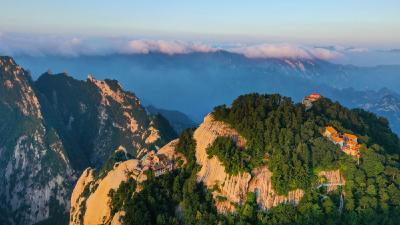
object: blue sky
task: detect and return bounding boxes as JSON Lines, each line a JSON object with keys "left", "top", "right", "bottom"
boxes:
{"left": 1, "top": 0, "right": 400, "bottom": 47}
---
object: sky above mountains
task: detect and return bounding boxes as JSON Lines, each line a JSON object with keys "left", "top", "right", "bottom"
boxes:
{"left": 1, "top": 1, "right": 400, "bottom": 66}
{"left": 1, "top": 1, "right": 399, "bottom": 46}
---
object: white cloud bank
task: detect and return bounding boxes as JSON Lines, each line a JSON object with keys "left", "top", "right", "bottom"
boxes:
{"left": 231, "top": 44, "right": 310, "bottom": 59}
{"left": 0, "top": 32, "right": 371, "bottom": 61}
{"left": 230, "top": 44, "right": 342, "bottom": 60}
{"left": 309, "top": 47, "right": 343, "bottom": 60}
{"left": 122, "top": 40, "right": 217, "bottom": 55}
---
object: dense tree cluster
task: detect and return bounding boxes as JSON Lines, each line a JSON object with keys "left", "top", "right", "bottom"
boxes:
{"left": 210, "top": 94, "right": 400, "bottom": 223}
{"left": 212, "top": 94, "right": 399, "bottom": 193}
{"left": 207, "top": 137, "right": 253, "bottom": 175}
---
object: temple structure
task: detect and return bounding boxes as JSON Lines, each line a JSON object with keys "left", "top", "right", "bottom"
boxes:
{"left": 140, "top": 150, "right": 175, "bottom": 176}
{"left": 302, "top": 93, "right": 322, "bottom": 110}
{"left": 323, "top": 126, "right": 362, "bottom": 158}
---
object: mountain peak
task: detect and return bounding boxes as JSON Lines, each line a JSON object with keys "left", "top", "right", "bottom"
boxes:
{"left": 0, "top": 55, "right": 16, "bottom": 66}
{"left": 0, "top": 56, "right": 42, "bottom": 118}
{"left": 0, "top": 56, "right": 24, "bottom": 75}
{"left": 87, "top": 74, "right": 140, "bottom": 108}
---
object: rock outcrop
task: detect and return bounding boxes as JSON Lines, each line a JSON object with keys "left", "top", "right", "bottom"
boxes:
{"left": 157, "top": 139, "right": 186, "bottom": 163}
{"left": 194, "top": 114, "right": 305, "bottom": 212}
{"left": 318, "top": 169, "right": 346, "bottom": 192}
{"left": 248, "top": 167, "right": 304, "bottom": 210}
{"left": 69, "top": 142, "right": 183, "bottom": 225}
{"left": 36, "top": 72, "right": 174, "bottom": 169}
{"left": 0, "top": 57, "right": 75, "bottom": 225}
{"left": 69, "top": 159, "right": 145, "bottom": 225}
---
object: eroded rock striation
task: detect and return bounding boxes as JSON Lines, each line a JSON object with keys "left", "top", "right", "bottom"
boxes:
{"left": 194, "top": 114, "right": 306, "bottom": 212}
{"left": 69, "top": 142, "right": 182, "bottom": 225}
{"left": 69, "top": 159, "right": 145, "bottom": 225}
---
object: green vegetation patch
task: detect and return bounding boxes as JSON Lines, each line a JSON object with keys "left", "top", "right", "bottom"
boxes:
{"left": 207, "top": 136, "right": 253, "bottom": 175}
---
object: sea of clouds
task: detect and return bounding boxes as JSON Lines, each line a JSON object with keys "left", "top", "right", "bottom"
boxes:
{"left": 1, "top": 32, "right": 399, "bottom": 65}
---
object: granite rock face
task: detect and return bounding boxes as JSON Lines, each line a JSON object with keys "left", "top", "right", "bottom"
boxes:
{"left": 0, "top": 57, "right": 74, "bottom": 225}
{"left": 0, "top": 56, "right": 175, "bottom": 225}
{"left": 69, "top": 142, "right": 183, "bottom": 225}
{"left": 69, "top": 159, "right": 144, "bottom": 225}
{"left": 194, "top": 114, "right": 305, "bottom": 212}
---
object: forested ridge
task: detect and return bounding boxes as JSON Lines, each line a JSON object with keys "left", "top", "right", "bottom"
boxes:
{"left": 108, "top": 94, "right": 400, "bottom": 225}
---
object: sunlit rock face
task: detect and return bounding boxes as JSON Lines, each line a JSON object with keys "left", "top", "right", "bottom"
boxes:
{"left": 0, "top": 56, "right": 176, "bottom": 225}
{"left": 193, "top": 114, "right": 304, "bottom": 212}
{"left": 69, "top": 142, "right": 183, "bottom": 225}
{"left": 69, "top": 159, "right": 144, "bottom": 225}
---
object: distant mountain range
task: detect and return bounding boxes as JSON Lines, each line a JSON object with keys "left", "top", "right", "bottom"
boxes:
{"left": 15, "top": 52, "right": 400, "bottom": 135}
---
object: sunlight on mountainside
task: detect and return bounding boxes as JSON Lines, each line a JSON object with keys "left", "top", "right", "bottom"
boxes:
{"left": 0, "top": 1, "right": 399, "bottom": 225}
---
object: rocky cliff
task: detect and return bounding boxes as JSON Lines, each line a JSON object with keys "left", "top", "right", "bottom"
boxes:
{"left": 0, "top": 57, "right": 75, "bottom": 225}
{"left": 69, "top": 159, "right": 144, "bottom": 225}
{"left": 35, "top": 72, "right": 175, "bottom": 169}
{"left": 194, "top": 114, "right": 306, "bottom": 212}
{"left": 318, "top": 169, "right": 346, "bottom": 192}
{"left": 0, "top": 56, "right": 176, "bottom": 225}
{"left": 69, "top": 141, "right": 182, "bottom": 225}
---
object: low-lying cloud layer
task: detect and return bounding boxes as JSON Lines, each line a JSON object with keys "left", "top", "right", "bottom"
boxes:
{"left": 0, "top": 33, "right": 220, "bottom": 57}
{"left": 1, "top": 32, "right": 394, "bottom": 64}
{"left": 123, "top": 40, "right": 217, "bottom": 55}
{"left": 230, "top": 44, "right": 342, "bottom": 60}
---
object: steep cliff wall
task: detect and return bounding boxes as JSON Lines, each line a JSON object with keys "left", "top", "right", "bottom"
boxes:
{"left": 69, "top": 141, "right": 182, "bottom": 225}
{"left": 194, "top": 114, "right": 305, "bottom": 212}
{"left": 69, "top": 159, "right": 145, "bottom": 225}
{"left": 0, "top": 56, "right": 178, "bottom": 225}
{"left": 36, "top": 72, "right": 171, "bottom": 169}
{"left": 0, "top": 57, "right": 75, "bottom": 225}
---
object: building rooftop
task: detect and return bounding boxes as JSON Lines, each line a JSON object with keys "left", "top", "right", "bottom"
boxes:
{"left": 344, "top": 133, "right": 357, "bottom": 141}
{"left": 304, "top": 93, "right": 322, "bottom": 101}
{"left": 325, "top": 126, "right": 338, "bottom": 135}
{"left": 331, "top": 136, "right": 344, "bottom": 143}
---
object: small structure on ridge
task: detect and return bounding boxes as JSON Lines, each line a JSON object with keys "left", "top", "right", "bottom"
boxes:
{"left": 323, "top": 126, "right": 362, "bottom": 159}
{"left": 140, "top": 150, "right": 174, "bottom": 176}
{"left": 302, "top": 93, "right": 322, "bottom": 110}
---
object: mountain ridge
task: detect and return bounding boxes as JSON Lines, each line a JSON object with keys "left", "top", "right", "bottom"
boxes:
{"left": 0, "top": 56, "right": 177, "bottom": 225}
